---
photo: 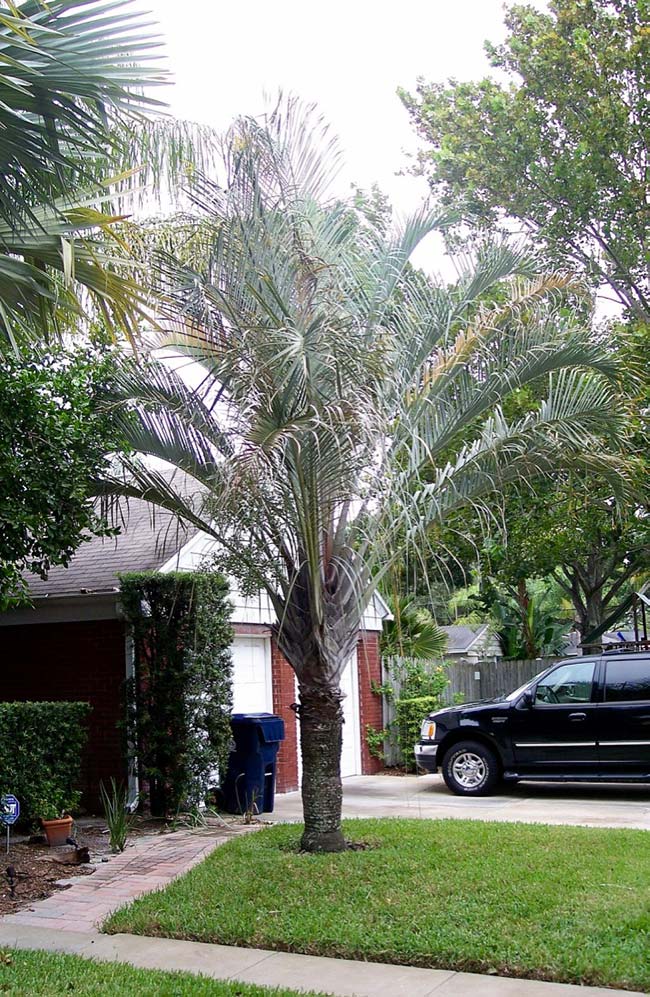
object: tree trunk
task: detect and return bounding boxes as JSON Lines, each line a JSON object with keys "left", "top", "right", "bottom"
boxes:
{"left": 579, "top": 586, "right": 605, "bottom": 654}
{"left": 516, "top": 579, "right": 537, "bottom": 658}
{"left": 297, "top": 683, "right": 346, "bottom": 852}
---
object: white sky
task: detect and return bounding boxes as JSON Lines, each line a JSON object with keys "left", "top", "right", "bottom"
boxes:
{"left": 147, "top": 0, "right": 526, "bottom": 276}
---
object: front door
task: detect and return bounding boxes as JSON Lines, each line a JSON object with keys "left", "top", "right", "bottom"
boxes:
{"left": 512, "top": 658, "right": 599, "bottom": 775}
{"left": 598, "top": 655, "right": 650, "bottom": 776}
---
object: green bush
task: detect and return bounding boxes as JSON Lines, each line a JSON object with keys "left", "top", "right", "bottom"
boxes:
{"left": 398, "top": 659, "right": 449, "bottom": 700}
{"left": 395, "top": 696, "right": 440, "bottom": 772}
{"left": 0, "top": 701, "right": 91, "bottom": 824}
{"left": 366, "top": 657, "right": 451, "bottom": 768}
{"left": 120, "top": 571, "right": 233, "bottom": 817}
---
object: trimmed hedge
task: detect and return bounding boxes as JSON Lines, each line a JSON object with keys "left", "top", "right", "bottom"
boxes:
{"left": 0, "top": 701, "right": 90, "bottom": 824}
{"left": 120, "top": 571, "right": 233, "bottom": 816}
{"left": 395, "top": 696, "right": 440, "bottom": 772}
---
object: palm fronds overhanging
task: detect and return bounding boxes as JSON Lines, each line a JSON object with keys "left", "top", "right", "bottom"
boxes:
{"left": 0, "top": 0, "right": 218, "bottom": 346}
{"left": 102, "top": 98, "right": 629, "bottom": 849}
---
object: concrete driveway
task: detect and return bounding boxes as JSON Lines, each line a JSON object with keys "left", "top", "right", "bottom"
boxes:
{"left": 272, "top": 773, "right": 650, "bottom": 830}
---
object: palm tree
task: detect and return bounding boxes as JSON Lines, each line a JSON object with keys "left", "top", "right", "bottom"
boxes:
{"left": 102, "top": 99, "right": 626, "bottom": 851}
{"left": 0, "top": 0, "right": 217, "bottom": 347}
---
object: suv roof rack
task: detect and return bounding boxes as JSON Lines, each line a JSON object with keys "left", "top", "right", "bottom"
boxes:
{"left": 601, "top": 640, "right": 650, "bottom": 655}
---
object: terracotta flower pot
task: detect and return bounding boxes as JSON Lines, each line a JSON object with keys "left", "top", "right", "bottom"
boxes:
{"left": 41, "top": 815, "right": 74, "bottom": 847}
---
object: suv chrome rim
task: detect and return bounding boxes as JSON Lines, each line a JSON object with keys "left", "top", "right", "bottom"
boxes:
{"left": 452, "top": 751, "right": 487, "bottom": 789}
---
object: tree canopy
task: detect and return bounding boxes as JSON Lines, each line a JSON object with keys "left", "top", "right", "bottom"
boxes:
{"left": 0, "top": 347, "right": 127, "bottom": 608}
{"left": 400, "top": 0, "right": 650, "bottom": 317}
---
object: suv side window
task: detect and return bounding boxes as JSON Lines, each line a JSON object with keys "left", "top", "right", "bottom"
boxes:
{"left": 535, "top": 660, "right": 596, "bottom": 705}
{"left": 604, "top": 658, "right": 650, "bottom": 702}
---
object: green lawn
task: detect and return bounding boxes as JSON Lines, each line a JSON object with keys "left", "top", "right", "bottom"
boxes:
{"left": 0, "top": 948, "right": 324, "bottom": 996}
{"left": 104, "top": 818, "right": 650, "bottom": 992}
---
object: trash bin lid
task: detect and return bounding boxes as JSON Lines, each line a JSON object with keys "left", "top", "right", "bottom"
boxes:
{"left": 231, "top": 713, "right": 285, "bottom": 743}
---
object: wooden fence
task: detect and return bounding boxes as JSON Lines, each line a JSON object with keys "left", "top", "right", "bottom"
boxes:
{"left": 443, "top": 656, "right": 562, "bottom": 704}
{"left": 381, "top": 655, "right": 562, "bottom": 766}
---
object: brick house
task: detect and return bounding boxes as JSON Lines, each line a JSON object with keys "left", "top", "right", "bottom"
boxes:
{"left": 0, "top": 496, "right": 387, "bottom": 806}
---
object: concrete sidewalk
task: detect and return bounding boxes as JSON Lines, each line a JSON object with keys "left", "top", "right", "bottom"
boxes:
{"left": 0, "top": 923, "right": 643, "bottom": 997}
{"left": 272, "top": 774, "right": 650, "bottom": 830}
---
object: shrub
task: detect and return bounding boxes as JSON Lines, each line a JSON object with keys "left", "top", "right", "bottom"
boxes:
{"left": 395, "top": 696, "right": 440, "bottom": 772}
{"left": 366, "top": 656, "right": 450, "bottom": 769}
{"left": 0, "top": 701, "right": 91, "bottom": 824}
{"left": 398, "top": 659, "right": 449, "bottom": 700}
{"left": 119, "top": 571, "right": 233, "bottom": 817}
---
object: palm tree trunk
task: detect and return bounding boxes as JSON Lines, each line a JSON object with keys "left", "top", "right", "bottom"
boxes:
{"left": 297, "top": 683, "right": 346, "bottom": 853}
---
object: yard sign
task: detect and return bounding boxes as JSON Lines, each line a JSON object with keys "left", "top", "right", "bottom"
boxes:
{"left": 1, "top": 794, "right": 20, "bottom": 854}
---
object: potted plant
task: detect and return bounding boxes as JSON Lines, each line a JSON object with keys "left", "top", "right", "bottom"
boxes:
{"left": 36, "top": 789, "right": 79, "bottom": 847}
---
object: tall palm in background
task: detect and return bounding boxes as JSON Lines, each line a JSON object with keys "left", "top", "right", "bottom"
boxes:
{"left": 103, "top": 100, "right": 627, "bottom": 851}
{"left": 0, "top": 0, "right": 215, "bottom": 347}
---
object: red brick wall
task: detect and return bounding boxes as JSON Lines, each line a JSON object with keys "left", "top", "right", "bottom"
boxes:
{"left": 232, "top": 624, "right": 299, "bottom": 793}
{"left": 270, "top": 641, "right": 299, "bottom": 792}
{"left": 1, "top": 619, "right": 127, "bottom": 809}
{"left": 357, "top": 630, "right": 384, "bottom": 774}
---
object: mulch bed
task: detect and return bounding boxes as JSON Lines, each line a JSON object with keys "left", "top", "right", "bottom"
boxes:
{"left": 0, "top": 820, "right": 146, "bottom": 915}
{"left": 0, "top": 837, "right": 101, "bottom": 916}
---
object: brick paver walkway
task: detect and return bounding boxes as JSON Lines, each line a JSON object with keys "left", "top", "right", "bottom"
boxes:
{"left": 1, "top": 826, "right": 252, "bottom": 934}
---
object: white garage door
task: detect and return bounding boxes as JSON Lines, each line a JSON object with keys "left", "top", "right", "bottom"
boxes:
{"left": 231, "top": 636, "right": 273, "bottom": 713}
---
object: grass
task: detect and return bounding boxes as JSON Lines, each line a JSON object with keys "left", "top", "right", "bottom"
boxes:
{"left": 104, "top": 818, "right": 650, "bottom": 992}
{"left": 0, "top": 948, "right": 325, "bottom": 996}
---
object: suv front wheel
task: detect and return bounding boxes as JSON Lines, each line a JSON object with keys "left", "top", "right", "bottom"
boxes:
{"left": 442, "top": 740, "right": 500, "bottom": 796}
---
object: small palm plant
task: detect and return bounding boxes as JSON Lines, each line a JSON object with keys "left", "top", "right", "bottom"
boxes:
{"left": 102, "top": 98, "right": 627, "bottom": 851}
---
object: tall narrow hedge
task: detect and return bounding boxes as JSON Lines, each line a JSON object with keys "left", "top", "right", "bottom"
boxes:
{"left": 119, "top": 571, "right": 233, "bottom": 816}
{"left": 0, "top": 701, "right": 91, "bottom": 824}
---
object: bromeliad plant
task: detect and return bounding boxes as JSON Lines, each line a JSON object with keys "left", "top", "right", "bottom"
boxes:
{"left": 101, "top": 98, "right": 628, "bottom": 851}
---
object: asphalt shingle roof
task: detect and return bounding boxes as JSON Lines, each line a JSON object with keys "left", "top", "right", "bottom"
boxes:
{"left": 441, "top": 624, "right": 489, "bottom": 652}
{"left": 25, "top": 472, "right": 198, "bottom": 599}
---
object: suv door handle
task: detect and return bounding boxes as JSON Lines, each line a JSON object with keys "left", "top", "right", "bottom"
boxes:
{"left": 569, "top": 712, "right": 587, "bottom": 721}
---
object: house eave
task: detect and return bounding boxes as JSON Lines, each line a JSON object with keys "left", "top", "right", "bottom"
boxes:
{"left": 0, "top": 592, "right": 121, "bottom": 627}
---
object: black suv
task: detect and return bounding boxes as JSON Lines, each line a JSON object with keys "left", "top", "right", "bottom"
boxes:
{"left": 415, "top": 652, "right": 650, "bottom": 795}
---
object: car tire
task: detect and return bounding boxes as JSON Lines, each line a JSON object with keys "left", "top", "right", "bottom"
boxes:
{"left": 441, "top": 740, "right": 501, "bottom": 796}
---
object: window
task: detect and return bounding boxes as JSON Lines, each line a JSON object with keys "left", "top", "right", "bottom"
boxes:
{"left": 604, "top": 659, "right": 650, "bottom": 703}
{"left": 535, "top": 661, "right": 595, "bottom": 705}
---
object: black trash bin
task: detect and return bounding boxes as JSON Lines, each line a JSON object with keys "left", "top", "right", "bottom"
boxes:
{"left": 220, "top": 713, "right": 285, "bottom": 815}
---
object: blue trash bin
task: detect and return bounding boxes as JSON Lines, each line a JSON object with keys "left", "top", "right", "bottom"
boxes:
{"left": 221, "top": 713, "right": 285, "bottom": 814}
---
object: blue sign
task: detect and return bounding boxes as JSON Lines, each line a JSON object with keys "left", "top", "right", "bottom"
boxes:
{"left": 0, "top": 795, "right": 20, "bottom": 825}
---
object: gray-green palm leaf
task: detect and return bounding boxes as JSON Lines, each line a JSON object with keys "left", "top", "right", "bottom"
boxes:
{"left": 103, "top": 99, "right": 627, "bottom": 849}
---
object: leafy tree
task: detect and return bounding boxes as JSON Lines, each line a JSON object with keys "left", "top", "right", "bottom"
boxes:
{"left": 484, "top": 474, "right": 650, "bottom": 649}
{"left": 102, "top": 100, "right": 626, "bottom": 851}
{"left": 484, "top": 576, "right": 571, "bottom": 659}
{"left": 0, "top": 347, "right": 127, "bottom": 607}
{"left": 400, "top": 0, "right": 650, "bottom": 316}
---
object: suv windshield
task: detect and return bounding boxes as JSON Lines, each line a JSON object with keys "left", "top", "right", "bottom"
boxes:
{"left": 505, "top": 670, "right": 546, "bottom": 702}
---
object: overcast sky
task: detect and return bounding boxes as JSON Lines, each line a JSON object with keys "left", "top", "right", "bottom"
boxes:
{"left": 147, "top": 1, "right": 533, "bottom": 275}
